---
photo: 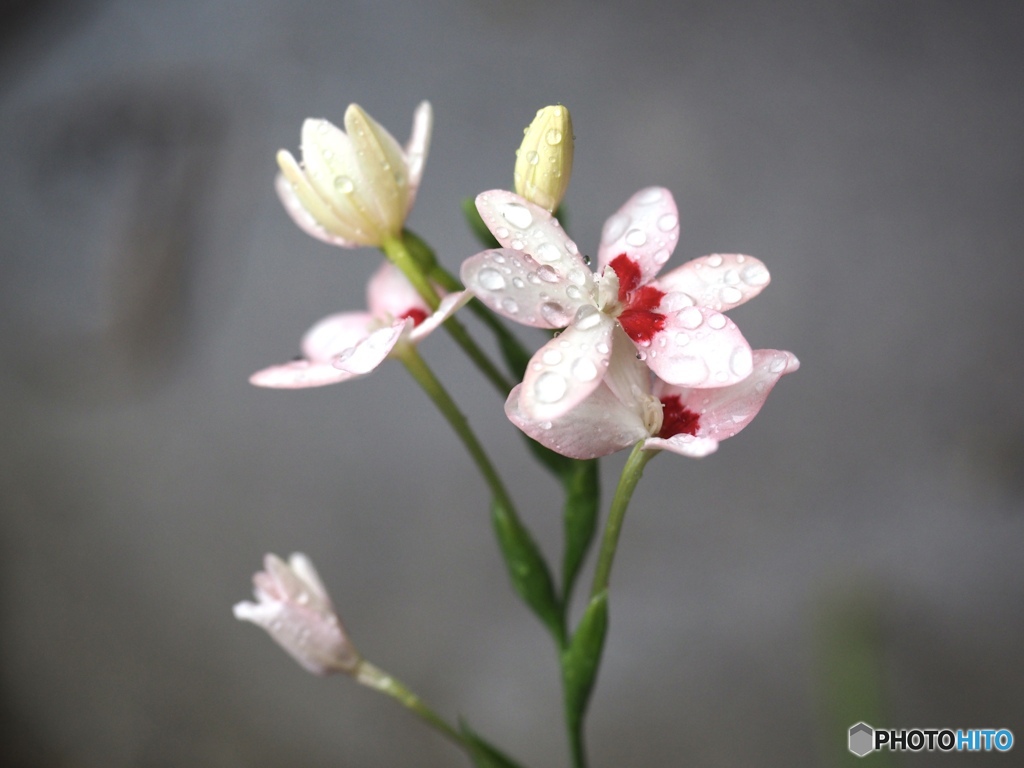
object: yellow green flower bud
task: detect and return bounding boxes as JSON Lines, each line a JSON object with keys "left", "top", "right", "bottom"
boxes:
{"left": 513, "top": 105, "right": 573, "bottom": 212}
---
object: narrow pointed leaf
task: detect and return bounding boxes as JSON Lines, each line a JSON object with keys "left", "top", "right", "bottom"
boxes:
{"left": 491, "top": 500, "right": 563, "bottom": 641}
{"left": 562, "top": 591, "right": 608, "bottom": 728}
{"left": 459, "top": 720, "right": 527, "bottom": 768}
{"left": 561, "top": 459, "right": 600, "bottom": 602}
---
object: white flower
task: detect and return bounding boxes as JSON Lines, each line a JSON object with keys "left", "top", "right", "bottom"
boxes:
{"left": 234, "top": 553, "right": 360, "bottom": 675}
{"left": 276, "top": 101, "right": 432, "bottom": 248}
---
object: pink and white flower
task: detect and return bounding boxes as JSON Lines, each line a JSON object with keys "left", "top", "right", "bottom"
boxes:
{"left": 233, "top": 553, "right": 360, "bottom": 675}
{"left": 250, "top": 261, "right": 467, "bottom": 389}
{"left": 461, "top": 187, "right": 770, "bottom": 420}
{"left": 276, "top": 102, "right": 432, "bottom": 248}
{"left": 505, "top": 328, "right": 799, "bottom": 459}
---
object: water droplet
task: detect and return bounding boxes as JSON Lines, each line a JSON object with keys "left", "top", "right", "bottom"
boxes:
{"left": 501, "top": 297, "right": 519, "bottom": 314}
{"left": 491, "top": 252, "right": 506, "bottom": 264}
{"left": 574, "top": 305, "right": 603, "bottom": 330}
{"left": 540, "top": 302, "right": 571, "bottom": 326}
{"left": 732, "top": 347, "right": 754, "bottom": 377}
{"left": 535, "top": 242, "right": 561, "bottom": 263}
{"left": 566, "top": 285, "right": 582, "bottom": 300}
{"left": 478, "top": 268, "right": 506, "bottom": 291}
{"left": 537, "top": 265, "right": 560, "bottom": 283}
{"left": 741, "top": 264, "right": 770, "bottom": 286}
{"left": 512, "top": 277, "right": 525, "bottom": 288}
{"left": 540, "top": 420, "right": 553, "bottom": 430}
{"left": 603, "top": 213, "right": 630, "bottom": 244}
{"left": 567, "top": 268, "right": 587, "bottom": 286}
{"left": 565, "top": 240, "right": 579, "bottom": 255}
{"left": 571, "top": 357, "right": 598, "bottom": 381}
{"left": 495, "top": 226, "right": 509, "bottom": 239}
{"left": 673, "top": 332, "right": 691, "bottom": 346}
{"left": 534, "top": 372, "right": 568, "bottom": 403}
{"left": 545, "top": 128, "right": 563, "bottom": 144}
{"left": 653, "top": 249, "right": 670, "bottom": 265}
{"left": 333, "top": 175, "right": 355, "bottom": 193}
{"left": 542, "top": 348, "right": 563, "bottom": 365}
{"left": 724, "top": 269, "right": 740, "bottom": 285}
{"left": 768, "top": 354, "right": 786, "bottom": 374}
{"left": 720, "top": 286, "right": 743, "bottom": 305}
{"left": 706, "top": 254, "right": 724, "bottom": 267}
{"left": 657, "top": 213, "right": 678, "bottom": 232}
{"left": 316, "top": 121, "right": 329, "bottom": 134}
{"left": 625, "top": 229, "right": 648, "bottom": 247}
{"left": 527, "top": 150, "right": 540, "bottom": 165}
{"left": 707, "top": 312, "right": 727, "bottom": 330}
{"left": 596, "top": 341, "right": 610, "bottom": 354}
{"left": 679, "top": 306, "right": 703, "bottom": 329}
{"left": 501, "top": 202, "right": 533, "bottom": 229}
{"left": 510, "top": 238, "right": 525, "bottom": 250}
{"left": 582, "top": 254, "right": 592, "bottom": 266}
{"left": 636, "top": 350, "right": 647, "bottom": 361}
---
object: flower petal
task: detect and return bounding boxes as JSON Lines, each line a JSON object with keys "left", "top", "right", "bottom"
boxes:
{"left": 249, "top": 359, "right": 361, "bottom": 389}
{"left": 654, "top": 349, "right": 800, "bottom": 443}
{"left": 642, "top": 306, "right": 753, "bottom": 388}
{"left": 518, "top": 306, "right": 614, "bottom": 420}
{"left": 366, "top": 261, "right": 431, "bottom": 321}
{"left": 409, "top": 290, "right": 472, "bottom": 343}
{"left": 597, "top": 187, "right": 679, "bottom": 285}
{"left": 344, "top": 104, "right": 410, "bottom": 237}
{"left": 275, "top": 158, "right": 365, "bottom": 247}
{"left": 301, "top": 312, "right": 377, "bottom": 363}
{"left": 403, "top": 101, "right": 432, "bottom": 211}
{"left": 461, "top": 248, "right": 591, "bottom": 329}
{"left": 643, "top": 434, "right": 720, "bottom": 457}
{"left": 475, "top": 190, "right": 590, "bottom": 286}
{"left": 654, "top": 254, "right": 770, "bottom": 311}
{"left": 333, "top": 320, "right": 410, "bottom": 375}
{"left": 506, "top": 382, "right": 646, "bottom": 459}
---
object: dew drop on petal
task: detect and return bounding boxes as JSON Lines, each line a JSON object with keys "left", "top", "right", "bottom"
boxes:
{"left": 720, "top": 286, "right": 743, "bottom": 305}
{"left": 625, "top": 228, "right": 648, "bottom": 247}
{"left": 602, "top": 214, "right": 630, "bottom": 244}
{"left": 769, "top": 353, "right": 787, "bottom": 374}
{"left": 565, "top": 240, "right": 579, "bottom": 255}
{"left": 510, "top": 238, "right": 525, "bottom": 250}
{"left": 545, "top": 128, "right": 563, "bottom": 145}
{"left": 679, "top": 306, "right": 703, "bottom": 330}
{"left": 495, "top": 226, "right": 509, "bottom": 239}
{"left": 478, "top": 268, "right": 506, "bottom": 291}
{"left": 542, "top": 348, "right": 563, "bottom": 365}
{"left": 724, "top": 269, "right": 740, "bottom": 285}
{"left": 673, "top": 332, "right": 691, "bottom": 346}
{"left": 535, "top": 242, "right": 561, "bottom": 263}
{"left": 333, "top": 176, "right": 355, "bottom": 193}
{"left": 571, "top": 357, "right": 598, "bottom": 381}
{"left": 637, "top": 188, "right": 662, "bottom": 204}
{"left": 534, "top": 372, "right": 568, "bottom": 403}
{"left": 540, "top": 302, "right": 572, "bottom": 326}
{"left": 707, "top": 312, "right": 727, "bottom": 330}
{"left": 567, "top": 268, "right": 588, "bottom": 286}
{"left": 653, "top": 249, "right": 670, "bottom": 265}
{"left": 636, "top": 350, "right": 647, "bottom": 361}
{"left": 741, "top": 263, "right": 770, "bottom": 286}
{"left": 527, "top": 150, "right": 540, "bottom": 165}
{"left": 537, "top": 265, "right": 560, "bottom": 283}
{"left": 732, "top": 346, "right": 754, "bottom": 377}
{"left": 491, "top": 252, "right": 506, "bottom": 264}
{"left": 540, "top": 421, "right": 553, "bottom": 430}
{"left": 657, "top": 213, "right": 678, "bottom": 232}
{"left": 706, "top": 254, "right": 724, "bottom": 267}
{"left": 596, "top": 341, "right": 610, "bottom": 354}
{"left": 501, "top": 203, "right": 533, "bottom": 229}
{"left": 501, "top": 297, "right": 520, "bottom": 314}
{"left": 512, "top": 277, "right": 525, "bottom": 288}
{"left": 527, "top": 272, "right": 542, "bottom": 285}
{"left": 574, "top": 305, "right": 603, "bottom": 330}
{"left": 565, "top": 285, "right": 582, "bottom": 300}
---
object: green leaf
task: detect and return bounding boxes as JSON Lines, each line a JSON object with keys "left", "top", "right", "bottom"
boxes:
{"left": 491, "top": 500, "right": 563, "bottom": 642}
{"left": 561, "top": 459, "right": 600, "bottom": 603}
{"left": 462, "top": 197, "right": 501, "bottom": 249}
{"left": 561, "top": 591, "right": 608, "bottom": 728}
{"left": 459, "top": 720, "right": 527, "bottom": 768}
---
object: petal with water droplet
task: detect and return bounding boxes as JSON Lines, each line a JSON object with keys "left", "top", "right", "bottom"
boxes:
{"left": 653, "top": 254, "right": 770, "bottom": 311}
{"left": 597, "top": 187, "right": 679, "bottom": 284}
{"left": 645, "top": 308, "right": 752, "bottom": 387}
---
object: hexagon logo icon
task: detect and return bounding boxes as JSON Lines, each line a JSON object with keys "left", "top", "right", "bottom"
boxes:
{"left": 849, "top": 722, "right": 874, "bottom": 757}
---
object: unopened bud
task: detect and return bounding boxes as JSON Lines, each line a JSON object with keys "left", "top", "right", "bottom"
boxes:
{"left": 513, "top": 105, "right": 573, "bottom": 212}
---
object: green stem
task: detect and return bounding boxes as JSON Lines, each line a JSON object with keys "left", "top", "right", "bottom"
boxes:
{"left": 381, "top": 235, "right": 514, "bottom": 394}
{"left": 356, "top": 660, "right": 467, "bottom": 750}
{"left": 394, "top": 345, "right": 516, "bottom": 516}
{"left": 590, "top": 443, "right": 657, "bottom": 602}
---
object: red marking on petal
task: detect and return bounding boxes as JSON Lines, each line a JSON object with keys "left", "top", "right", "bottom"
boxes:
{"left": 658, "top": 395, "right": 701, "bottom": 438}
{"left": 609, "top": 254, "right": 641, "bottom": 301}
{"left": 618, "top": 308, "right": 666, "bottom": 344}
{"left": 399, "top": 308, "right": 429, "bottom": 327}
{"left": 629, "top": 284, "right": 665, "bottom": 313}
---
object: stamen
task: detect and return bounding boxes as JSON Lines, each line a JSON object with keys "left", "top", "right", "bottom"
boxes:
{"left": 399, "top": 308, "right": 429, "bottom": 327}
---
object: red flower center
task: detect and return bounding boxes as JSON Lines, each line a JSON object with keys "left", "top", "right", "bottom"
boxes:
{"left": 658, "top": 395, "right": 701, "bottom": 439}
{"left": 399, "top": 308, "right": 429, "bottom": 327}
{"left": 608, "top": 254, "right": 666, "bottom": 344}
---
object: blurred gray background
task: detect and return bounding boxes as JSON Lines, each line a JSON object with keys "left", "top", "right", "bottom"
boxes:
{"left": 2, "top": 1, "right": 1022, "bottom": 766}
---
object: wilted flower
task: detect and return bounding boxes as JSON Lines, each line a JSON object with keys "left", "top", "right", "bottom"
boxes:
{"left": 462, "top": 187, "right": 767, "bottom": 420}
{"left": 234, "top": 553, "right": 360, "bottom": 675}
{"left": 250, "top": 261, "right": 468, "bottom": 389}
{"left": 514, "top": 105, "right": 573, "bottom": 212}
{"left": 506, "top": 327, "right": 799, "bottom": 459}
{"left": 276, "top": 101, "right": 432, "bottom": 248}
